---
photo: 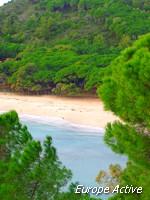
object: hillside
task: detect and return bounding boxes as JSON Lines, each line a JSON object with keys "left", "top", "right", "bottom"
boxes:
{"left": 0, "top": 0, "right": 150, "bottom": 95}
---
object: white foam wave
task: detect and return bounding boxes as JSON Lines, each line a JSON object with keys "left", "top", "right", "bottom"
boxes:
{"left": 0, "top": 111, "right": 104, "bottom": 134}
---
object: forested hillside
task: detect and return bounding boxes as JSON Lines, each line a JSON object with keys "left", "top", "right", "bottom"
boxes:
{"left": 0, "top": 0, "right": 150, "bottom": 95}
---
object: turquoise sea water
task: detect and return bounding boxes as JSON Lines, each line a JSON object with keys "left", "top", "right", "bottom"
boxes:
{"left": 22, "top": 118, "right": 127, "bottom": 199}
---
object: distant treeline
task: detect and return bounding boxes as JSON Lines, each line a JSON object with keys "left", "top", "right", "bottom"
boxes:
{"left": 0, "top": 0, "right": 150, "bottom": 95}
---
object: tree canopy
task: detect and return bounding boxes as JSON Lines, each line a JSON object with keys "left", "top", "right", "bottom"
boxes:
{"left": 0, "top": 0, "right": 149, "bottom": 95}
{"left": 0, "top": 111, "right": 99, "bottom": 200}
{"left": 99, "top": 33, "right": 150, "bottom": 200}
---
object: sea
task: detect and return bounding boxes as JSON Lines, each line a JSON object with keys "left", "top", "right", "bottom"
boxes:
{"left": 20, "top": 115, "right": 127, "bottom": 199}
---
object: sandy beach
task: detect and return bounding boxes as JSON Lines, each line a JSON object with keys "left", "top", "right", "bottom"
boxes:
{"left": 0, "top": 92, "right": 118, "bottom": 128}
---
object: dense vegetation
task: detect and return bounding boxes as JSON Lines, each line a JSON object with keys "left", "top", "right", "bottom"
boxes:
{"left": 1, "top": 0, "right": 150, "bottom": 199}
{"left": 0, "top": 111, "right": 99, "bottom": 200}
{"left": 99, "top": 34, "right": 150, "bottom": 200}
{"left": 0, "top": 0, "right": 150, "bottom": 95}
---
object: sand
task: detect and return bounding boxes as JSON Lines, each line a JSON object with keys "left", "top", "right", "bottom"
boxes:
{"left": 0, "top": 92, "right": 118, "bottom": 128}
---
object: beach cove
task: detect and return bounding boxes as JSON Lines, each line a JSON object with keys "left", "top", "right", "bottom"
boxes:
{"left": 0, "top": 92, "right": 118, "bottom": 129}
{"left": 0, "top": 92, "right": 126, "bottom": 199}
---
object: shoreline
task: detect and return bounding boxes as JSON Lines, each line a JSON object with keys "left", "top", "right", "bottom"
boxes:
{"left": 21, "top": 114, "right": 104, "bottom": 133}
{"left": 0, "top": 111, "right": 104, "bottom": 133}
{"left": 0, "top": 92, "right": 118, "bottom": 129}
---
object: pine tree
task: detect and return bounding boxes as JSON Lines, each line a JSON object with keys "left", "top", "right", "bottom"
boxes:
{"left": 99, "top": 33, "right": 150, "bottom": 200}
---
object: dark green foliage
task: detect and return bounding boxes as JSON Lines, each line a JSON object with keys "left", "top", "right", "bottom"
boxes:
{"left": 104, "top": 122, "right": 150, "bottom": 200}
{"left": 104, "top": 122, "right": 150, "bottom": 167}
{"left": 0, "top": 0, "right": 150, "bottom": 95}
{"left": 0, "top": 41, "right": 24, "bottom": 60}
{"left": 99, "top": 33, "right": 150, "bottom": 127}
{"left": 0, "top": 111, "right": 72, "bottom": 200}
{"left": 99, "top": 34, "right": 150, "bottom": 200}
{"left": 0, "top": 111, "right": 99, "bottom": 200}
